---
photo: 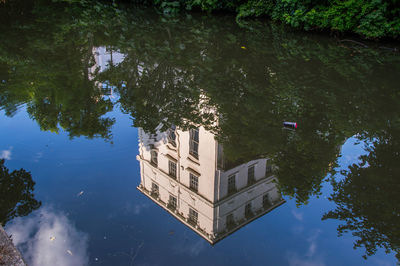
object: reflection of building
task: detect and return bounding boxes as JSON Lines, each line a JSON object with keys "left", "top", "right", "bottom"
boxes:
{"left": 89, "top": 46, "right": 126, "bottom": 97}
{"left": 137, "top": 126, "right": 285, "bottom": 244}
{"left": 90, "top": 46, "right": 126, "bottom": 74}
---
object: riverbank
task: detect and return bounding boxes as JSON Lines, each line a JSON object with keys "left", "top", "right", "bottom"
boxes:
{"left": 0, "top": 225, "right": 25, "bottom": 266}
{"left": 1, "top": 0, "right": 399, "bottom": 41}
{"left": 126, "top": 0, "right": 400, "bottom": 40}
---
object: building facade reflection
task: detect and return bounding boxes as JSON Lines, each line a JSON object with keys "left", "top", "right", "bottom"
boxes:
{"left": 137, "top": 126, "right": 285, "bottom": 244}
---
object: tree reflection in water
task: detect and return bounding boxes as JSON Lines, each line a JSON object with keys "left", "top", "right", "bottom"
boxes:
{"left": 0, "top": 0, "right": 399, "bottom": 260}
{"left": 0, "top": 159, "right": 41, "bottom": 226}
{"left": 323, "top": 126, "right": 400, "bottom": 260}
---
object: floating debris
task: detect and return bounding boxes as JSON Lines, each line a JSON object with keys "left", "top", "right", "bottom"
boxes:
{"left": 283, "top": 122, "right": 297, "bottom": 129}
{"left": 50, "top": 236, "right": 56, "bottom": 241}
{"left": 67, "top": 250, "right": 73, "bottom": 256}
{"left": 77, "top": 191, "right": 84, "bottom": 197}
{"left": 241, "top": 46, "right": 247, "bottom": 50}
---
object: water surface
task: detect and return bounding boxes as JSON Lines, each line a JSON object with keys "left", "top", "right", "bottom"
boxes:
{"left": 1, "top": 1, "right": 399, "bottom": 265}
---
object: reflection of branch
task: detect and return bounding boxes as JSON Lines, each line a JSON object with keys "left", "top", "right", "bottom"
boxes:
{"left": 112, "top": 241, "right": 144, "bottom": 266}
{"left": 130, "top": 242, "right": 144, "bottom": 266}
{"left": 339, "top": 39, "right": 368, "bottom": 48}
{"left": 166, "top": 28, "right": 172, "bottom": 40}
{"left": 379, "top": 46, "right": 399, "bottom": 52}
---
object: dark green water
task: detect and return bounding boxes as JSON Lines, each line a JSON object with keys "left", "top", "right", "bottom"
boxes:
{"left": 1, "top": 1, "right": 399, "bottom": 265}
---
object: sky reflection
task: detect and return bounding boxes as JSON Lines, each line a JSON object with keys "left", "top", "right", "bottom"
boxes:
{"left": 6, "top": 207, "right": 89, "bottom": 266}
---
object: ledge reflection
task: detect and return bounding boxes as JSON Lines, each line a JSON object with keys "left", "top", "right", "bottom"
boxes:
{"left": 137, "top": 126, "right": 285, "bottom": 244}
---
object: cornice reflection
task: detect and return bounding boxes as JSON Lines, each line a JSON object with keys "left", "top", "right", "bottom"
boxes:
{"left": 137, "top": 125, "right": 285, "bottom": 244}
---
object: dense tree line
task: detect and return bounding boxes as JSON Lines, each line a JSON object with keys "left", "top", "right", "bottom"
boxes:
{"left": 117, "top": 0, "right": 400, "bottom": 39}
{"left": 42, "top": 0, "right": 400, "bottom": 39}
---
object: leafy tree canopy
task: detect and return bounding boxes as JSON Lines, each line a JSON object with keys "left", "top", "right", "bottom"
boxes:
{"left": 0, "top": 159, "right": 41, "bottom": 226}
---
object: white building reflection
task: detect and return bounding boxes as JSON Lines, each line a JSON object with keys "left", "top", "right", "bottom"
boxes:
{"left": 137, "top": 125, "right": 285, "bottom": 244}
{"left": 89, "top": 46, "right": 126, "bottom": 99}
{"left": 90, "top": 46, "right": 126, "bottom": 77}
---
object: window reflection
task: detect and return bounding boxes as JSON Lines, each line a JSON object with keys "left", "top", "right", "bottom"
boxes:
{"left": 137, "top": 126, "right": 285, "bottom": 244}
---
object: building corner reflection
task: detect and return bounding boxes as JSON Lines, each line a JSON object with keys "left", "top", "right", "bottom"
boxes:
{"left": 137, "top": 126, "right": 285, "bottom": 244}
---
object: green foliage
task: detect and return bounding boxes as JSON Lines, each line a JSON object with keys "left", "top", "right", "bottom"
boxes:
{"left": 0, "top": 0, "right": 116, "bottom": 140}
{"left": 154, "top": 0, "right": 181, "bottom": 14}
{"left": 236, "top": 0, "right": 275, "bottom": 19}
{"left": 0, "top": 159, "right": 41, "bottom": 226}
{"left": 322, "top": 125, "right": 400, "bottom": 260}
{"left": 150, "top": 0, "right": 400, "bottom": 39}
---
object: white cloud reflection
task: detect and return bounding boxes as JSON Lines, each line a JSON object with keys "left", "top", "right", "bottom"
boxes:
{"left": 306, "top": 230, "right": 321, "bottom": 257}
{"left": 33, "top": 152, "right": 43, "bottom": 162}
{"left": 6, "top": 207, "right": 89, "bottom": 266}
{"left": 291, "top": 209, "right": 304, "bottom": 221}
{"left": 287, "top": 229, "right": 325, "bottom": 266}
{"left": 287, "top": 253, "right": 325, "bottom": 266}
{"left": 0, "top": 146, "right": 12, "bottom": 160}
